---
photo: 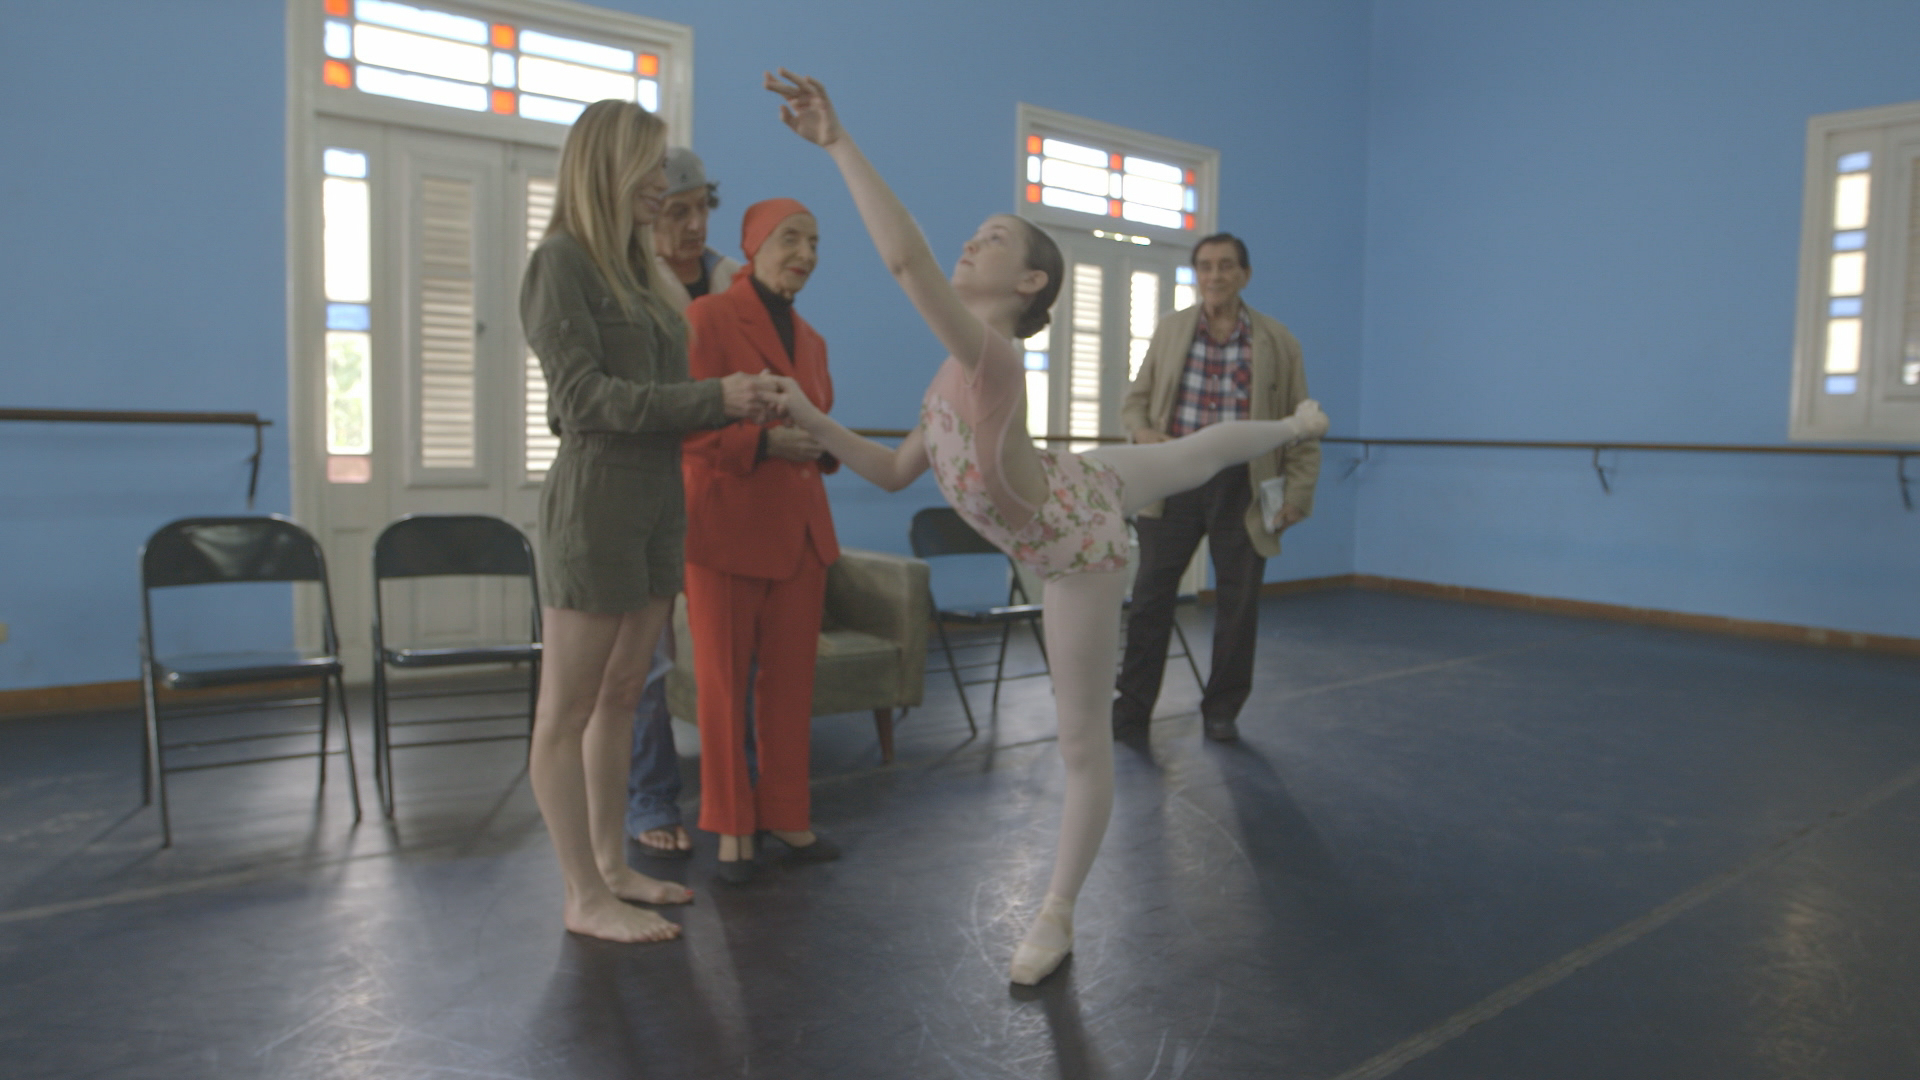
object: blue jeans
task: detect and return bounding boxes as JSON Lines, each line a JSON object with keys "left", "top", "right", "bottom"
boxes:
{"left": 625, "top": 633, "right": 682, "bottom": 837}
{"left": 625, "top": 628, "right": 756, "bottom": 836}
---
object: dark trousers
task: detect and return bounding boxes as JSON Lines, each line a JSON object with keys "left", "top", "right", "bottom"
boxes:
{"left": 1116, "top": 464, "right": 1267, "bottom": 726}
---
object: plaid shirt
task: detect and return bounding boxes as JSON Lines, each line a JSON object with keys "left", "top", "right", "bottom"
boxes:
{"left": 1166, "top": 307, "right": 1252, "bottom": 437}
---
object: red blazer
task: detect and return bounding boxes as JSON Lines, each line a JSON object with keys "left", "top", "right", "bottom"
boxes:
{"left": 682, "top": 272, "right": 841, "bottom": 580}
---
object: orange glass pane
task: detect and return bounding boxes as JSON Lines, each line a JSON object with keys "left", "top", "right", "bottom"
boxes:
{"left": 491, "top": 23, "right": 516, "bottom": 49}
{"left": 1027, "top": 183, "right": 1042, "bottom": 203}
{"left": 492, "top": 88, "right": 516, "bottom": 114}
{"left": 323, "top": 59, "right": 353, "bottom": 89}
{"left": 637, "top": 53, "right": 660, "bottom": 76}
{"left": 1185, "top": 169, "right": 1195, "bottom": 184}
{"left": 1027, "top": 134, "right": 1042, "bottom": 154}
{"left": 1184, "top": 213, "right": 1195, "bottom": 230}
{"left": 324, "top": 0, "right": 349, "bottom": 15}
{"left": 1109, "top": 199, "right": 1122, "bottom": 217}
{"left": 1110, "top": 153, "right": 1123, "bottom": 170}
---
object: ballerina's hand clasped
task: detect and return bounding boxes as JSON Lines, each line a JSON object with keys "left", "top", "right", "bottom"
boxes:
{"left": 761, "top": 69, "right": 1329, "bottom": 984}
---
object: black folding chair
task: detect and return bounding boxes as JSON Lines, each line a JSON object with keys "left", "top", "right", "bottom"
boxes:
{"left": 908, "top": 507, "right": 1050, "bottom": 733}
{"left": 138, "top": 515, "right": 361, "bottom": 847}
{"left": 371, "top": 514, "right": 541, "bottom": 816}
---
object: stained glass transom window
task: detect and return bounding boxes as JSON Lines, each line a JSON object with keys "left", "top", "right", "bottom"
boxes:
{"left": 320, "top": 0, "right": 662, "bottom": 125}
{"left": 1023, "top": 133, "right": 1198, "bottom": 232}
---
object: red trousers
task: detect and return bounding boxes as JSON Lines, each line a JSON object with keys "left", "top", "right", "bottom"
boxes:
{"left": 685, "top": 553, "right": 827, "bottom": 836}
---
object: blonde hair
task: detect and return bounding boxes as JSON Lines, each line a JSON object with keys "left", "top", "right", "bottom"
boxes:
{"left": 547, "top": 99, "right": 680, "bottom": 327}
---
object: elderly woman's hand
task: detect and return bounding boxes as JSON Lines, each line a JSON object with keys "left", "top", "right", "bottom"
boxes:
{"left": 765, "top": 425, "right": 826, "bottom": 463}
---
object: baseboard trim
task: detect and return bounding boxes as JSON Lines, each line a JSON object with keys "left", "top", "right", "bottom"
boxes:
{"left": 1307, "top": 573, "right": 1920, "bottom": 659}
{"left": 0, "top": 678, "right": 326, "bottom": 721}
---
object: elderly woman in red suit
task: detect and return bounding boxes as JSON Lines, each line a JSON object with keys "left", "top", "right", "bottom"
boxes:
{"left": 682, "top": 198, "right": 842, "bottom": 884}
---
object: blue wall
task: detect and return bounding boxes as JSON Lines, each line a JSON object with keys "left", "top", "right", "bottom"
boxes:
{"left": 0, "top": 3, "right": 293, "bottom": 691}
{"left": 11, "top": 0, "right": 1912, "bottom": 692}
{"left": 1354, "top": 0, "right": 1920, "bottom": 638}
{"left": 0, "top": 1, "right": 1369, "bottom": 691}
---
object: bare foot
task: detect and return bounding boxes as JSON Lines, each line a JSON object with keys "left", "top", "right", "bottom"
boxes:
{"left": 604, "top": 865, "right": 694, "bottom": 905}
{"left": 718, "top": 833, "right": 755, "bottom": 862}
{"left": 635, "top": 825, "right": 692, "bottom": 855}
{"left": 564, "top": 894, "right": 682, "bottom": 943}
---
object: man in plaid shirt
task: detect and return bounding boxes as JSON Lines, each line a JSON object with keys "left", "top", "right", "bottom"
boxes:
{"left": 1116, "top": 234, "right": 1321, "bottom": 742}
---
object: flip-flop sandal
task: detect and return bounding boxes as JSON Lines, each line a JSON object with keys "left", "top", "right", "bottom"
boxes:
{"left": 633, "top": 828, "right": 693, "bottom": 860}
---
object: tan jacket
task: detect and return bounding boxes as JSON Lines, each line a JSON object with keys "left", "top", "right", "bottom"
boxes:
{"left": 1118, "top": 302, "right": 1320, "bottom": 558}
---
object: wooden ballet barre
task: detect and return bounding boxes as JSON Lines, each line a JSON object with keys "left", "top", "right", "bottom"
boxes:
{"left": 1324, "top": 436, "right": 1918, "bottom": 509}
{"left": 0, "top": 407, "right": 274, "bottom": 509}
{"left": 848, "top": 428, "right": 1917, "bottom": 510}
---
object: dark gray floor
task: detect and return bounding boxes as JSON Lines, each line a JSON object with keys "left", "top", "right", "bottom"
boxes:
{"left": 3, "top": 588, "right": 1919, "bottom": 1079}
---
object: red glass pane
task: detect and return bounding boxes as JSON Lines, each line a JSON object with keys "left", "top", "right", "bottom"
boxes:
{"left": 323, "top": 59, "right": 353, "bottom": 89}
{"left": 1183, "top": 213, "right": 1195, "bottom": 230}
{"left": 637, "top": 53, "right": 660, "bottom": 76}
{"left": 491, "top": 23, "right": 516, "bottom": 49}
{"left": 1026, "top": 134, "right": 1041, "bottom": 154}
{"left": 1026, "top": 183, "right": 1041, "bottom": 203}
{"left": 324, "top": 0, "right": 350, "bottom": 16}
{"left": 1109, "top": 199, "right": 1122, "bottom": 217}
{"left": 1185, "top": 169, "right": 1195, "bottom": 184}
{"left": 1110, "top": 153, "right": 1123, "bottom": 170}
{"left": 492, "top": 89, "right": 516, "bottom": 114}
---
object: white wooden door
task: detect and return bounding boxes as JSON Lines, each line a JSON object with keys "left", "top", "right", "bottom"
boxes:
{"left": 307, "top": 119, "right": 556, "bottom": 678}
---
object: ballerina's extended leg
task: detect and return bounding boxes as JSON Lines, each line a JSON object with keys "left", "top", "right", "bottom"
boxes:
{"left": 1086, "top": 400, "right": 1327, "bottom": 517}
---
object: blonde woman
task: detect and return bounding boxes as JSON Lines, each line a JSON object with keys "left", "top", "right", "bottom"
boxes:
{"left": 521, "top": 99, "right": 777, "bottom": 943}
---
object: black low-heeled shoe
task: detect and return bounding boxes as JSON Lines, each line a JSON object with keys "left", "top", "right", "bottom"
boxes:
{"left": 715, "top": 856, "right": 757, "bottom": 886}
{"left": 760, "top": 829, "right": 841, "bottom": 862}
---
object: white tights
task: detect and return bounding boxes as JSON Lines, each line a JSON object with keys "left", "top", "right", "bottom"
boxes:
{"left": 1008, "top": 411, "right": 1323, "bottom": 983}
{"left": 1084, "top": 413, "right": 1323, "bottom": 518}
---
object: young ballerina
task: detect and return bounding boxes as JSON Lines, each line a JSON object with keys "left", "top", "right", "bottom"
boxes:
{"left": 761, "top": 70, "right": 1329, "bottom": 984}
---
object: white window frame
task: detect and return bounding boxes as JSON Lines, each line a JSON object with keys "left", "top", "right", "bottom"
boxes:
{"left": 1014, "top": 104, "right": 1218, "bottom": 248}
{"left": 1790, "top": 99, "right": 1920, "bottom": 443}
{"left": 285, "top": 0, "right": 694, "bottom": 523}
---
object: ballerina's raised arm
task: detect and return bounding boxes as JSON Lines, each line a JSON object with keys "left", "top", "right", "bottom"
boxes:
{"left": 764, "top": 69, "right": 1046, "bottom": 374}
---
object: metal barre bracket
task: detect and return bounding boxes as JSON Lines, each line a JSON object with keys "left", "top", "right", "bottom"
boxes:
{"left": 0, "top": 407, "right": 272, "bottom": 509}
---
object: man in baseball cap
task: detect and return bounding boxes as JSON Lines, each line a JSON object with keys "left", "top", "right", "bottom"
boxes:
{"left": 652, "top": 147, "right": 742, "bottom": 304}
{"left": 629, "top": 147, "right": 745, "bottom": 859}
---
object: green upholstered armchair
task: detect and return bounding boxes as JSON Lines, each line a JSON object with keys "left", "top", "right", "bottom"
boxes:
{"left": 666, "top": 548, "right": 930, "bottom": 763}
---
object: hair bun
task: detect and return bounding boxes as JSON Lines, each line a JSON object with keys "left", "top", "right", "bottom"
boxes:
{"left": 1015, "top": 307, "right": 1051, "bottom": 340}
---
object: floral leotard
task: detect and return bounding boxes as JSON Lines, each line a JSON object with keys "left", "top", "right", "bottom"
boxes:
{"left": 920, "top": 334, "right": 1130, "bottom": 581}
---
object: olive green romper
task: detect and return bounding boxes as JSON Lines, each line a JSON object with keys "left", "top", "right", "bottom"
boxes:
{"left": 520, "top": 232, "right": 726, "bottom": 613}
